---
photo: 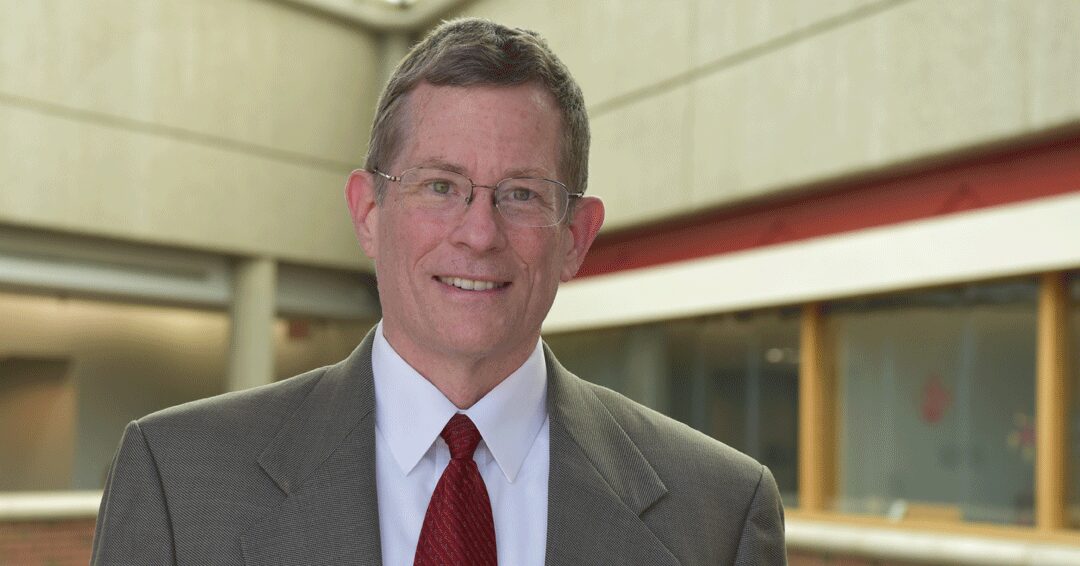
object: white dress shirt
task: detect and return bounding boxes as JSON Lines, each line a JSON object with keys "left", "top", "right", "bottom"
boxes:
{"left": 372, "top": 323, "right": 550, "bottom": 566}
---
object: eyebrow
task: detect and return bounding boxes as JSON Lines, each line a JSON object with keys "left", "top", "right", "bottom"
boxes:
{"left": 419, "top": 159, "right": 469, "bottom": 175}
{"left": 417, "top": 159, "right": 555, "bottom": 181}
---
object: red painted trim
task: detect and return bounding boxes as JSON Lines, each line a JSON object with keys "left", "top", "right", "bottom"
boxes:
{"left": 578, "top": 137, "right": 1080, "bottom": 278}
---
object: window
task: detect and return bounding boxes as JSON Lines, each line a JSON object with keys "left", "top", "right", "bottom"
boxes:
{"left": 545, "top": 308, "right": 800, "bottom": 506}
{"left": 544, "top": 325, "right": 674, "bottom": 412}
{"left": 828, "top": 280, "right": 1038, "bottom": 525}
{"left": 670, "top": 312, "right": 800, "bottom": 506}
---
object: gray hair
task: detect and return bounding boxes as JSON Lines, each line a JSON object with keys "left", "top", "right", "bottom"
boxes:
{"left": 364, "top": 18, "right": 589, "bottom": 204}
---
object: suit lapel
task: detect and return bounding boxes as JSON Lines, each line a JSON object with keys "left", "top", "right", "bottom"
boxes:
{"left": 240, "top": 331, "right": 382, "bottom": 566}
{"left": 544, "top": 346, "right": 679, "bottom": 566}
{"left": 235, "top": 336, "right": 679, "bottom": 564}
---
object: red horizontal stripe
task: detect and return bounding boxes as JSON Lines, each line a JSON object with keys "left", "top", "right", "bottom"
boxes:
{"left": 578, "top": 135, "right": 1080, "bottom": 278}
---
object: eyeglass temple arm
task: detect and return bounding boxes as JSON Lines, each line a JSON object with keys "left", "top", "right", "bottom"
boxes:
{"left": 368, "top": 168, "right": 400, "bottom": 182}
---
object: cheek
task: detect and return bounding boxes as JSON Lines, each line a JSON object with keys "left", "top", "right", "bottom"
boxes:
{"left": 373, "top": 222, "right": 413, "bottom": 288}
{"left": 521, "top": 237, "right": 564, "bottom": 285}
{"left": 379, "top": 211, "right": 440, "bottom": 264}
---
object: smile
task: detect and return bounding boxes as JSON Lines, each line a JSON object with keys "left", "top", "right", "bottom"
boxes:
{"left": 436, "top": 276, "right": 510, "bottom": 291}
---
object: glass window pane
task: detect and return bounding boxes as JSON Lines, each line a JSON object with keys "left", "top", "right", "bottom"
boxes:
{"left": 544, "top": 325, "right": 672, "bottom": 412}
{"left": 545, "top": 309, "right": 800, "bottom": 507}
{"left": 830, "top": 280, "right": 1037, "bottom": 525}
{"left": 691, "top": 312, "right": 800, "bottom": 506}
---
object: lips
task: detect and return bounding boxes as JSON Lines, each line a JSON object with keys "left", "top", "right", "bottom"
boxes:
{"left": 436, "top": 276, "right": 510, "bottom": 291}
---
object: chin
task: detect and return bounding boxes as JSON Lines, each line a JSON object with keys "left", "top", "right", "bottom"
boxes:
{"left": 436, "top": 323, "right": 521, "bottom": 357}
{"left": 437, "top": 333, "right": 505, "bottom": 358}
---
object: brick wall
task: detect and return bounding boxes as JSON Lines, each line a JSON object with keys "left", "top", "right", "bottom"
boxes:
{"left": 0, "top": 519, "right": 946, "bottom": 566}
{"left": 0, "top": 519, "right": 94, "bottom": 566}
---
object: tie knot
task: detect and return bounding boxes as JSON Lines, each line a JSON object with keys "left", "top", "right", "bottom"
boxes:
{"left": 440, "top": 414, "right": 482, "bottom": 460}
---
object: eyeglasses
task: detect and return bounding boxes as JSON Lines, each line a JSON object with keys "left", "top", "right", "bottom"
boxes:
{"left": 370, "top": 166, "right": 582, "bottom": 228}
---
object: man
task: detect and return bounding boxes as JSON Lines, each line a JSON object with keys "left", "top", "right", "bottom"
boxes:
{"left": 92, "top": 18, "right": 786, "bottom": 565}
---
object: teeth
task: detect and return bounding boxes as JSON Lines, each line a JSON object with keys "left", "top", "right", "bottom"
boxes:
{"left": 439, "top": 276, "right": 505, "bottom": 291}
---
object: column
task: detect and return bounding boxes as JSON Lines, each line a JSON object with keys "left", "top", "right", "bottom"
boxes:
{"left": 799, "top": 302, "right": 836, "bottom": 513}
{"left": 227, "top": 257, "right": 277, "bottom": 392}
{"left": 1036, "top": 271, "right": 1069, "bottom": 531}
{"left": 379, "top": 32, "right": 413, "bottom": 89}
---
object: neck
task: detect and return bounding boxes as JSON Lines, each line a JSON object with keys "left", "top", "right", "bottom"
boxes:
{"left": 382, "top": 330, "right": 537, "bottom": 409}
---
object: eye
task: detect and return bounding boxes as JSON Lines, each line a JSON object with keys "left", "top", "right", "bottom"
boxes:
{"left": 508, "top": 187, "right": 536, "bottom": 202}
{"left": 426, "top": 179, "right": 453, "bottom": 195}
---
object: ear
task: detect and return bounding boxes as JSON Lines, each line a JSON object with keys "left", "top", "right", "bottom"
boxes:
{"left": 560, "top": 195, "right": 605, "bottom": 282}
{"left": 345, "top": 169, "right": 379, "bottom": 258}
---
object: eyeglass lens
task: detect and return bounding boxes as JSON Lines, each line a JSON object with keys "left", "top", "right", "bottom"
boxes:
{"left": 396, "top": 167, "right": 568, "bottom": 227}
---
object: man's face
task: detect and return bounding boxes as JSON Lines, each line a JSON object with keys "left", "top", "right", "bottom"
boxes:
{"left": 347, "top": 82, "right": 604, "bottom": 372}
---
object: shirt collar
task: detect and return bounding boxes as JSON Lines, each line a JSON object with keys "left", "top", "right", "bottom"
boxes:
{"left": 371, "top": 322, "right": 548, "bottom": 482}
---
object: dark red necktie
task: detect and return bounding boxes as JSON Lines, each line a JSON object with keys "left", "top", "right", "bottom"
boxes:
{"left": 414, "top": 414, "right": 497, "bottom": 566}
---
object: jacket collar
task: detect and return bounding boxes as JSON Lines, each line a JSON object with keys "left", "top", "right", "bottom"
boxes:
{"left": 256, "top": 337, "right": 377, "bottom": 495}
{"left": 242, "top": 330, "right": 382, "bottom": 565}
{"left": 239, "top": 332, "right": 675, "bottom": 565}
{"left": 543, "top": 343, "right": 677, "bottom": 565}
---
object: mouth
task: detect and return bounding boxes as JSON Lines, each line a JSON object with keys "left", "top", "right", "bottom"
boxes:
{"left": 436, "top": 276, "right": 511, "bottom": 292}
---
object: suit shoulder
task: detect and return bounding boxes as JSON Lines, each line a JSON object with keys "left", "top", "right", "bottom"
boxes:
{"left": 558, "top": 371, "right": 784, "bottom": 563}
{"left": 137, "top": 364, "right": 329, "bottom": 444}
{"left": 583, "top": 379, "right": 764, "bottom": 483}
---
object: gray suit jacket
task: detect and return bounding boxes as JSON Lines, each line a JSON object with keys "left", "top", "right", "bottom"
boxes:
{"left": 92, "top": 331, "right": 786, "bottom": 565}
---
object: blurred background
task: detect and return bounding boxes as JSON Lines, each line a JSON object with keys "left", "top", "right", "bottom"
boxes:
{"left": 1, "top": 0, "right": 1079, "bottom": 564}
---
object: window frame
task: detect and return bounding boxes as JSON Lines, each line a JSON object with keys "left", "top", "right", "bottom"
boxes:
{"left": 793, "top": 271, "right": 1075, "bottom": 539}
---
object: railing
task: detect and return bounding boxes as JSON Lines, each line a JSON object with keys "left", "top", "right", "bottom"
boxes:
{"left": 4, "top": 492, "right": 1080, "bottom": 565}
{"left": 0, "top": 491, "right": 101, "bottom": 521}
{"left": 787, "top": 519, "right": 1080, "bottom": 566}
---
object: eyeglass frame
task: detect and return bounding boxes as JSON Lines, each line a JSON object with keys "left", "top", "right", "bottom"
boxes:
{"left": 368, "top": 166, "right": 585, "bottom": 227}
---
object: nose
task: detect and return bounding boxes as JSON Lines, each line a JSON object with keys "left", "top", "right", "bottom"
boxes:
{"left": 449, "top": 185, "right": 507, "bottom": 252}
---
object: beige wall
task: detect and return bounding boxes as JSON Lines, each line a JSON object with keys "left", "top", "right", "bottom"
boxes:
{"left": 0, "top": 0, "right": 379, "bottom": 269}
{"left": 450, "top": 0, "right": 1080, "bottom": 229}
{"left": 7, "top": 1, "right": 1076, "bottom": 263}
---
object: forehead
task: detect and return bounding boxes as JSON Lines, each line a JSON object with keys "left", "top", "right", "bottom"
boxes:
{"left": 394, "top": 82, "right": 562, "bottom": 179}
